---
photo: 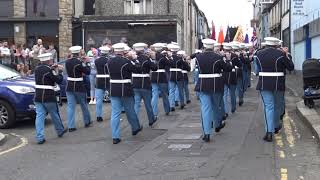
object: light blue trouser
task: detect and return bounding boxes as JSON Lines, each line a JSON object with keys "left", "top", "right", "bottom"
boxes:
{"left": 175, "top": 80, "right": 189, "bottom": 102}
{"left": 223, "top": 84, "right": 237, "bottom": 114}
{"left": 236, "top": 78, "right": 244, "bottom": 102}
{"left": 89, "top": 74, "right": 96, "bottom": 98}
{"left": 35, "top": 102, "right": 65, "bottom": 142}
{"left": 151, "top": 83, "right": 170, "bottom": 116}
{"left": 169, "top": 81, "right": 184, "bottom": 108}
{"left": 95, "top": 88, "right": 105, "bottom": 118}
{"left": 260, "top": 90, "right": 283, "bottom": 133}
{"left": 66, "top": 92, "right": 91, "bottom": 129}
{"left": 134, "top": 88, "right": 155, "bottom": 124}
{"left": 110, "top": 96, "right": 141, "bottom": 139}
{"left": 199, "top": 92, "right": 223, "bottom": 135}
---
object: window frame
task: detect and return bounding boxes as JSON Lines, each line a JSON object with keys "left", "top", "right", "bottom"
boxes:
{"left": 124, "top": 0, "right": 153, "bottom": 15}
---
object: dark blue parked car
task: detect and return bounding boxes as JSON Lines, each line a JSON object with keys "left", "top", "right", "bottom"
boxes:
{"left": 0, "top": 65, "right": 36, "bottom": 128}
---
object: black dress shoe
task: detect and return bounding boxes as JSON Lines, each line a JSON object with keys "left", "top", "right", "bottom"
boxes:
{"left": 231, "top": 109, "right": 236, "bottom": 113}
{"left": 280, "top": 113, "right": 285, "bottom": 120}
{"left": 180, "top": 105, "right": 185, "bottom": 109}
{"left": 113, "top": 138, "right": 121, "bottom": 144}
{"left": 97, "top": 117, "right": 103, "bottom": 122}
{"left": 170, "top": 107, "right": 175, "bottom": 112}
{"left": 215, "top": 121, "right": 226, "bottom": 133}
{"left": 239, "top": 100, "right": 244, "bottom": 106}
{"left": 275, "top": 126, "right": 283, "bottom": 134}
{"left": 121, "top": 111, "right": 125, "bottom": 114}
{"left": 165, "top": 112, "right": 170, "bottom": 116}
{"left": 149, "top": 117, "right": 158, "bottom": 127}
{"left": 222, "top": 114, "right": 228, "bottom": 120}
{"left": 85, "top": 121, "right": 92, "bottom": 128}
{"left": 68, "top": 128, "right": 77, "bottom": 132}
{"left": 58, "top": 129, "right": 67, "bottom": 138}
{"left": 225, "top": 113, "right": 229, "bottom": 118}
{"left": 186, "top": 100, "right": 191, "bottom": 104}
{"left": 175, "top": 101, "right": 179, "bottom": 107}
{"left": 37, "top": 139, "right": 46, "bottom": 145}
{"left": 263, "top": 132, "right": 273, "bottom": 142}
{"left": 202, "top": 134, "right": 210, "bottom": 142}
{"left": 132, "top": 126, "right": 143, "bottom": 136}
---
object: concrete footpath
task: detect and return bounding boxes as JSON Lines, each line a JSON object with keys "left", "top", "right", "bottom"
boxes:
{"left": 286, "top": 71, "right": 320, "bottom": 144}
{"left": 0, "top": 132, "right": 5, "bottom": 145}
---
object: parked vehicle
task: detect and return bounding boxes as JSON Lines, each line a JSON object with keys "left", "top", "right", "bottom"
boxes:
{"left": 302, "top": 58, "right": 320, "bottom": 108}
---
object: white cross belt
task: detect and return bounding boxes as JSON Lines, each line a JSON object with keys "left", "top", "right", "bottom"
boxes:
{"left": 182, "top": 70, "right": 188, "bottom": 73}
{"left": 110, "top": 79, "right": 132, "bottom": 83}
{"left": 67, "top": 77, "right": 83, "bottom": 81}
{"left": 199, "top": 73, "right": 222, "bottom": 78}
{"left": 132, "top": 73, "right": 150, "bottom": 78}
{"left": 154, "top": 69, "right": 166, "bottom": 73}
{"left": 35, "top": 85, "right": 55, "bottom": 90}
{"left": 170, "top": 68, "right": 182, "bottom": 72}
{"left": 96, "top": 74, "right": 110, "bottom": 78}
{"left": 258, "top": 72, "right": 284, "bottom": 77}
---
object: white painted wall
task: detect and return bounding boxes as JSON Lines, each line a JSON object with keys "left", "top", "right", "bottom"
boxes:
{"left": 311, "top": 36, "right": 320, "bottom": 59}
{"left": 293, "top": 41, "right": 306, "bottom": 70}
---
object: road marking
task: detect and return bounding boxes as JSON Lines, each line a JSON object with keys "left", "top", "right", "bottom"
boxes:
{"left": 283, "top": 115, "right": 295, "bottom": 148}
{"left": 0, "top": 133, "right": 28, "bottom": 156}
{"left": 275, "top": 134, "right": 284, "bottom": 148}
{"left": 281, "top": 168, "right": 288, "bottom": 180}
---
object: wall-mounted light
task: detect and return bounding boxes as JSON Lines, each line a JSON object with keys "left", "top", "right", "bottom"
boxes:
{"left": 15, "top": 26, "right": 20, "bottom": 33}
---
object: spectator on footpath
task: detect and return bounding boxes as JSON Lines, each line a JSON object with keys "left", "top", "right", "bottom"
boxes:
{"left": 88, "top": 52, "right": 97, "bottom": 105}
{"left": 0, "top": 41, "right": 12, "bottom": 68}
{"left": 32, "top": 39, "right": 45, "bottom": 70}
{"left": 17, "top": 64, "right": 31, "bottom": 77}
{"left": 21, "top": 44, "right": 30, "bottom": 66}
{"left": 46, "top": 43, "right": 58, "bottom": 63}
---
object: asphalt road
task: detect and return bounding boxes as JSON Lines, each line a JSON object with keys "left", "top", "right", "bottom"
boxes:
{"left": 0, "top": 77, "right": 319, "bottom": 180}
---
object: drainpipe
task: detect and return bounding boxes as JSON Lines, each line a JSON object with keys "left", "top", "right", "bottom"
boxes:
{"left": 167, "top": 0, "right": 170, "bottom": 14}
{"left": 82, "top": 22, "right": 85, "bottom": 49}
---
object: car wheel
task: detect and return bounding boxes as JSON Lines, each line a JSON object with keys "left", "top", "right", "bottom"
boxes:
{"left": 0, "top": 100, "right": 15, "bottom": 129}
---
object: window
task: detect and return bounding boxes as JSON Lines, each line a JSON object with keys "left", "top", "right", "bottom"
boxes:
{"left": 0, "top": 0, "right": 13, "bottom": 17}
{"left": 84, "top": 0, "right": 95, "bottom": 15}
{"left": 26, "top": 0, "right": 58, "bottom": 17}
{"left": 124, "top": 0, "right": 153, "bottom": 14}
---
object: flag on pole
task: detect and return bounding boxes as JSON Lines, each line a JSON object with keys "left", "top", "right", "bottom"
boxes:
{"left": 233, "top": 26, "right": 244, "bottom": 43}
{"left": 211, "top": 21, "right": 216, "bottom": 40}
{"left": 217, "top": 26, "right": 225, "bottom": 44}
{"left": 244, "top": 33, "right": 249, "bottom": 43}
{"left": 224, "top": 26, "right": 231, "bottom": 42}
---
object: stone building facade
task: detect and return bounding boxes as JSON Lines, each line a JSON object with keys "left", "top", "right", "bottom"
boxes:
{"left": 79, "top": 0, "right": 209, "bottom": 54}
{"left": 0, "top": 0, "right": 73, "bottom": 59}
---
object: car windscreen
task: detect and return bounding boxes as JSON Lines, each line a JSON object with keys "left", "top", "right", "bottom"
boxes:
{"left": 0, "top": 65, "right": 20, "bottom": 80}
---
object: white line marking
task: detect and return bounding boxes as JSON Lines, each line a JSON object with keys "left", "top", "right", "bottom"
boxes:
{"left": 0, "top": 133, "right": 28, "bottom": 156}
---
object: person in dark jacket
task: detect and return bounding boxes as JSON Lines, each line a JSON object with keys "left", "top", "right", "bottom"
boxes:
{"left": 176, "top": 50, "right": 191, "bottom": 104}
{"left": 94, "top": 46, "right": 111, "bottom": 122}
{"left": 108, "top": 43, "right": 143, "bottom": 144}
{"left": 255, "top": 37, "right": 294, "bottom": 142}
{"left": 167, "top": 43, "right": 185, "bottom": 111}
{"left": 195, "top": 39, "right": 233, "bottom": 142}
{"left": 150, "top": 43, "right": 171, "bottom": 118}
{"left": 34, "top": 53, "right": 66, "bottom": 144}
{"left": 132, "top": 43, "right": 158, "bottom": 126}
{"left": 231, "top": 43, "right": 244, "bottom": 107}
{"left": 65, "top": 46, "right": 91, "bottom": 132}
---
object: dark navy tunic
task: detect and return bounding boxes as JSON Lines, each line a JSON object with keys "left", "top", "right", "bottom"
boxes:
{"left": 95, "top": 55, "right": 110, "bottom": 90}
{"left": 181, "top": 59, "right": 191, "bottom": 82}
{"left": 255, "top": 47, "right": 294, "bottom": 91}
{"left": 195, "top": 50, "right": 233, "bottom": 93}
{"left": 168, "top": 54, "right": 184, "bottom": 82}
{"left": 223, "top": 53, "right": 242, "bottom": 85}
{"left": 151, "top": 52, "right": 170, "bottom": 84}
{"left": 34, "top": 64, "right": 63, "bottom": 103}
{"left": 65, "top": 57, "right": 91, "bottom": 93}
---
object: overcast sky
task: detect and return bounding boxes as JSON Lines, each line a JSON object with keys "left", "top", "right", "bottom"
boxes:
{"left": 195, "top": 0, "right": 254, "bottom": 35}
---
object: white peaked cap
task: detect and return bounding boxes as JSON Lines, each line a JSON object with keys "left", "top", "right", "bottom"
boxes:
{"left": 124, "top": 45, "right": 131, "bottom": 51}
{"left": 230, "top": 42, "right": 240, "bottom": 50}
{"left": 167, "top": 43, "right": 180, "bottom": 52}
{"left": 69, "top": 46, "right": 82, "bottom": 54}
{"left": 133, "top": 42, "right": 147, "bottom": 51}
{"left": 153, "top": 43, "right": 164, "bottom": 51}
{"left": 261, "top": 42, "right": 267, "bottom": 47}
{"left": 112, "top": 43, "right": 127, "bottom": 52}
{"left": 264, "top": 37, "right": 281, "bottom": 46}
{"left": 38, "top": 53, "right": 52, "bottom": 62}
{"left": 202, "top": 38, "right": 216, "bottom": 49}
{"left": 100, "top": 46, "right": 110, "bottom": 54}
{"left": 214, "top": 43, "right": 221, "bottom": 47}
{"left": 195, "top": 49, "right": 202, "bottom": 53}
{"left": 222, "top": 43, "right": 232, "bottom": 50}
{"left": 177, "top": 50, "right": 186, "bottom": 55}
{"left": 240, "top": 43, "right": 246, "bottom": 49}
{"left": 161, "top": 50, "right": 167, "bottom": 54}
{"left": 171, "top": 42, "right": 179, "bottom": 45}
{"left": 245, "top": 43, "right": 252, "bottom": 48}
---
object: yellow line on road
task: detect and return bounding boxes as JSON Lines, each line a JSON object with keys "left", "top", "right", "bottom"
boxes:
{"left": 283, "top": 115, "right": 295, "bottom": 148}
{"left": 275, "top": 134, "right": 284, "bottom": 148}
{"left": 0, "top": 133, "right": 28, "bottom": 156}
{"left": 279, "top": 150, "right": 285, "bottom": 158}
{"left": 281, "top": 168, "right": 288, "bottom": 180}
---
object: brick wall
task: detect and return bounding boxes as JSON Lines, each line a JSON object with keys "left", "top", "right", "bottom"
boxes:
{"left": 13, "top": 0, "right": 26, "bottom": 45}
{"left": 59, "top": 0, "right": 73, "bottom": 59}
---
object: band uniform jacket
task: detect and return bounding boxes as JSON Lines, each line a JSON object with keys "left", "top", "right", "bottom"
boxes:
{"left": 182, "top": 59, "right": 191, "bottom": 82}
{"left": 34, "top": 64, "right": 63, "bottom": 103}
{"left": 151, "top": 52, "right": 170, "bottom": 84}
{"left": 195, "top": 50, "right": 233, "bottom": 93}
{"left": 132, "top": 52, "right": 158, "bottom": 90}
{"left": 255, "top": 47, "right": 294, "bottom": 91}
{"left": 169, "top": 54, "right": 184, "bottom": 82}
{"left": 223, "top": 53, "right": 242, "bottom": 85}
{"left": 95, "top": 55, "right": 110, "bottom": 90}
{"left": 108, "top": 55, "right": 141, "bottom": 97}
{"left": 65, "top": 57, "right": 91, "bottom": 93}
